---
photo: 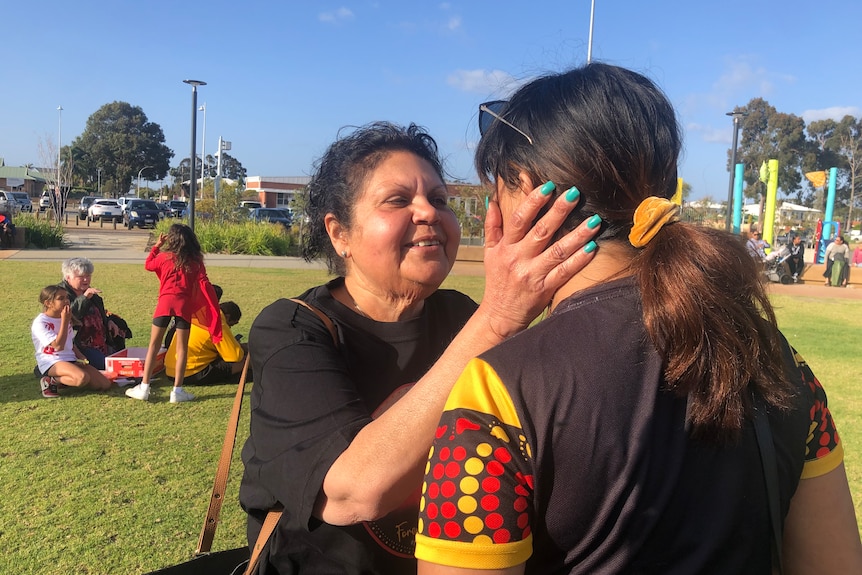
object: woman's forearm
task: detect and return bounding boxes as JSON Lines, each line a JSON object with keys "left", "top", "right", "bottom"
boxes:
{"left": 316, "top": 305, "right": 517, "bottom": 525}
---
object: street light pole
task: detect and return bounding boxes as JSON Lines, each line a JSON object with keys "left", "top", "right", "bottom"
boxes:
{"left": 57, "top": 105, "right": 63, "bottom": 213}
{"left": 725, "top": 111, "right": 746, "bottom": 231}
{"left": 199, "top": 102, "right": 206, "bottom": 195}
{"left": 97, "top": 168, "right": 102, "bottom": 196}
{"left": 587, "top": 0, "right": 596, "bottom": 63}
{"left": 183, "top": 79, "right": 206, "bottom": 232}
{"left": 137, "top": 166, "right": 152, "bottom": 198}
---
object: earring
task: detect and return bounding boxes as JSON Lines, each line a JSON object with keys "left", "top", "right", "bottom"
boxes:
{"left": 341, "top": 251, "right": 347, "bottom": 258}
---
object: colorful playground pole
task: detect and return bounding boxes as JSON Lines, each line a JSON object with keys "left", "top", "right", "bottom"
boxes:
{"left": 732, "top": 163, "right": 744, "bottom": 234}
{"left": 822, "top": 167, "right": 838, "bottom": 241}
{"left": 818, "top": 167, "right": 839, "bottom": 262}
{"left": 671, "top": 178, "right": 683, "bottom": 205}
{"left": 762, "top": 159, "right": 779, "bottom": 251}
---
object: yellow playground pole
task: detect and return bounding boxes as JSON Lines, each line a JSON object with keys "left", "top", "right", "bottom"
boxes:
{"left": 762, "top": 159, "right": 779, "bottom": 251}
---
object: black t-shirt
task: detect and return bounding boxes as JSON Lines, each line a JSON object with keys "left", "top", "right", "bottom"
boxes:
{"left": 416, "top": 277, "right": 836, "bottom": 574}
{"left": 240, "top": 278, "right": 477, "bottom": 574}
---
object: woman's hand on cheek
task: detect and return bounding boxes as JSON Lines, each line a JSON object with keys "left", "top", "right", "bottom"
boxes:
{"left": 480, "top": 183, "right": 599, "bottom": 338}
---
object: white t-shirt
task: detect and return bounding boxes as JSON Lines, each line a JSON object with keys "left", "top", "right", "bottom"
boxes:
{"left": 32, "top": 312, "right": 76, "bottom": 373}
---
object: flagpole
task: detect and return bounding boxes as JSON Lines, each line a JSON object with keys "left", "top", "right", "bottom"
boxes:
{"left": 587, "top": 0, "right": 596, "bottom": 63}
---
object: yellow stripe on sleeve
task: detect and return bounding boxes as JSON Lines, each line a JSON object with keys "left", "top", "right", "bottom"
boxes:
{"left": 415, "top": 533, "right": 533, "bottom": 570}
{"left": 801, "top": 440, "right": 844, "bottom": 479}
{"left": 443, "top": 358, "right": 522, "bottom": 429}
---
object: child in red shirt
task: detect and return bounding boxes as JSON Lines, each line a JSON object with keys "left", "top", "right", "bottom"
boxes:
{"left": 126, "top": 224, "right": 221, "bottom": 403}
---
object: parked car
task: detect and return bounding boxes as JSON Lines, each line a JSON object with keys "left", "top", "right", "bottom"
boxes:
{"left": 124, "top": 199, "right": 163, "bottom": 229}
{"left": 239, "top": 200, "right": 263, "bottom": 210}
{"left": 156, "top": 202, "right": 172, "bottom": 219}
{"left": 167, "top": 200, "right": 187, "bottom": 217}
{"left": 78, "top": 196, "right": 99, "bottom": 219}
{"left": 39, "top": 190, "right": 52, "bottom": 211}
{"left": 10, "top": 192, "right": 33, "bottom": 213}
{"left": 249, "top": 207, "right": 292, "bottom": 228}
{"left": 88, "top": 199, "right": 124, "bottom": 222}
{"left": 0, "top": 191, "right": 21, "bottom": 215}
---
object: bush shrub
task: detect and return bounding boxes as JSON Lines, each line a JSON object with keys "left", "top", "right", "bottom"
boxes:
{"left": 16, "top": 213, "right": 64, "bottom": 248}
{"left": 155, "top": 219, "right": 299, "bottom": 256}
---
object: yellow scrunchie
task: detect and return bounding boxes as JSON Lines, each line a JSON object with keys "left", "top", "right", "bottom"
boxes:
{"left": 628, "top": 196, "right": 680, "bottom": 248}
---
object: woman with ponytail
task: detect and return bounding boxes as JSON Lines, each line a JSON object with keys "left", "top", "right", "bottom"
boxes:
{"left": 415, "top": 63, "right": 862, "bottom": 574}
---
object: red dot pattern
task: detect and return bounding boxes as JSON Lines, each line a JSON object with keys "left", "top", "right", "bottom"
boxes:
{"left": 419, "top": 410, "right": 535, "bottom": 548}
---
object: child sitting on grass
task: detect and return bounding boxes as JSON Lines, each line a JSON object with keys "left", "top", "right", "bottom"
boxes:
{"left": 31, "top": 285, "right": 113, "bottom": 398}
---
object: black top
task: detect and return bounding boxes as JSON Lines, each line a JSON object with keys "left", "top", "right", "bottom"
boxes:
{"left": 417, "top": 277, "right": 836, "bottom": 573}
{"left": 240, "top": 278, "right": 477, "bottom": 574}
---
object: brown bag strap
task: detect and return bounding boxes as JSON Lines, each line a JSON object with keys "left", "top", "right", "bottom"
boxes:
{"left": 244, "top": 507, "right": 283, "bottom": 575}
{"left": 196, "top": 352, "right": 252, "bottom": 555}
{"left": 196, "top": 298, "right": 339, "bottom": 572}
{"left": 291, "top": 298, "right": 339, "bottom": 345}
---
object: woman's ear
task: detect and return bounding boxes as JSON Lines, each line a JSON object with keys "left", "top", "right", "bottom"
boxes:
{"left": 324, "top": 213, "right": 347, "bottom": 255}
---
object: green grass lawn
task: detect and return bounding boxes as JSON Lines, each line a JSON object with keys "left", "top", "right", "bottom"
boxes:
{"left": 0, "top": 261, "right": 858, "bottom": 574}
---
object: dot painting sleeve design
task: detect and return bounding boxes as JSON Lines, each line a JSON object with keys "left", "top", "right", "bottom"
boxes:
{"left": 415, "top": 359, "right": 536, "bottom": 570}
{"left": 790, "top": 347, "right": 844, "bottom": 479}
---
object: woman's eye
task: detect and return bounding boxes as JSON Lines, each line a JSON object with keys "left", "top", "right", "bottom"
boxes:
{"left": 430, "top": 196, "right": 450, "bottom": 208}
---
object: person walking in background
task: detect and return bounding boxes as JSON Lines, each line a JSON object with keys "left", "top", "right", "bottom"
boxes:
{"left": 823, "top": 235, "right": 850, "bottom": 287}
{"left": 786, "top": 234, "right": 805, "bottom": 282}
{"left": 852, "top": 241, "right": 862, "bottom": 268}
{"left": 415, "top": 63, "right": 862, "bottom": 574}
{"left": 164, "top": 300, "right": 247, "bottom": 386}
{"left": 125, "top": 223, "right": 221, "bottom": 403}
{"left": 32, "top": 285, "right": 113, "bottom": 397}
{"left": 59, "top": 257, "right": 131, "bottom": 370}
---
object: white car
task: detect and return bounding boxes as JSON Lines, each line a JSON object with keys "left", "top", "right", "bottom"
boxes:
{"left": 88, "top": 199, "right": 124, "bottom": 222}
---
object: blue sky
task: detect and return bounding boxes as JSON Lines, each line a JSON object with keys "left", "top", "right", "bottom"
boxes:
{"left": 2, "top": 1, "right": 860, "bottom": 201}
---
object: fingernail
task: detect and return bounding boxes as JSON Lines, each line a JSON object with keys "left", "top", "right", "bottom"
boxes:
{"left": 587, "top": 214, "right": 602, "bottom": 229}
{"left": 565, "top": 186, "right": 580, "bottom": 203}
{"left": 584, "top": 241, "right": 597, "bottom": 254}
{"left": 540, "top": 181, "right": 556, "bottom": 196}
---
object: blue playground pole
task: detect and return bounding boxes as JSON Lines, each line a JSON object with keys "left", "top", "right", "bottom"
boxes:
{"left": 818, "top": 167, "right": 839, "bottom": 263}
{"left": 732, "top": 163, "right": 744, "bottom": 234}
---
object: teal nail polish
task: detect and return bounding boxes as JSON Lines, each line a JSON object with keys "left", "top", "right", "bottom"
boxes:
{"left": 584, "top": 241, "right": 597, "bottom": 254}
{"left": 565, "top": 186, "right": 580, "bottom": 203}
{"left": 587, "top": 214, "right": 602, "bottom": 229}
{"left": 540, "top": 181, "right": 556, "bottom": 196}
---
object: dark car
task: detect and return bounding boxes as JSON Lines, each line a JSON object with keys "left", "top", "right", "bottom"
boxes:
{"left": 167, "top": 200, "right": 187, "bottom": 217}
{"left": 79, "top": 196, "right": 98, "bottom": 219}
{"left": 124, "top": 199, "right": 162, "bottom": 229}
{"left": 250, "top": 207, "right": 292, "bottom": 228}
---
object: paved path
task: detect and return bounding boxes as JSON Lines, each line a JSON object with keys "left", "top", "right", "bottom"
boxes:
{"left": 2, "top": 224, "right": 859, "bottom": 298}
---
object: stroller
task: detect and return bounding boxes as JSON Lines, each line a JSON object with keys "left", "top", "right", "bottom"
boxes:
{"left": 763, "top": 244, "right": 792, "bottom": 284}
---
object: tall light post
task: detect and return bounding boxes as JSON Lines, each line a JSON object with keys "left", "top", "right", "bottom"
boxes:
{"left": 725, "top": 111, "right": 746, "bottom": 231}
{"left": 97, "top": 167, "right": 102, "bottom": 196}
{"left": 57, "top": 105, "right": 63, "bottom": 213}
{"left": 183, "top": 79, "right": 206, "bottom": 232}
{"left": 199, "top": 102, "right": 207, "bottom": 194}
{"left": 587, "top": 0, "right": 596, "bottom": 63}
{"left": 137, "top": 166, "right": 152, "bottom": 198}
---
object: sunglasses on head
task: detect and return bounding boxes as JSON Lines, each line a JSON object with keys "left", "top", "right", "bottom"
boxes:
{"left": 479, "top": 100, "right": 533, "bottom": 145}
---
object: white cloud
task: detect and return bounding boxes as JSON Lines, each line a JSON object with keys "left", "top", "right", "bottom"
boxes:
{"left": 446, "top": 16, "right": 462, "bottom": 31}
{"left": 801, "top": 106, "right": 862, "bottom": 123}
{"left": 319, "top": 7, "right": 354, "bottom": 24}
{"left": 687, "top": 122, "right": 731, "bottom": 145}
{"left": 447, "top": 69, "right": 521, "bottom": 95}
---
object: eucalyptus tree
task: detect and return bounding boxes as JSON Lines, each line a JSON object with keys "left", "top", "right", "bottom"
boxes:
{"left": 70, "top": 102, "right": 173, "bottom": 198}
